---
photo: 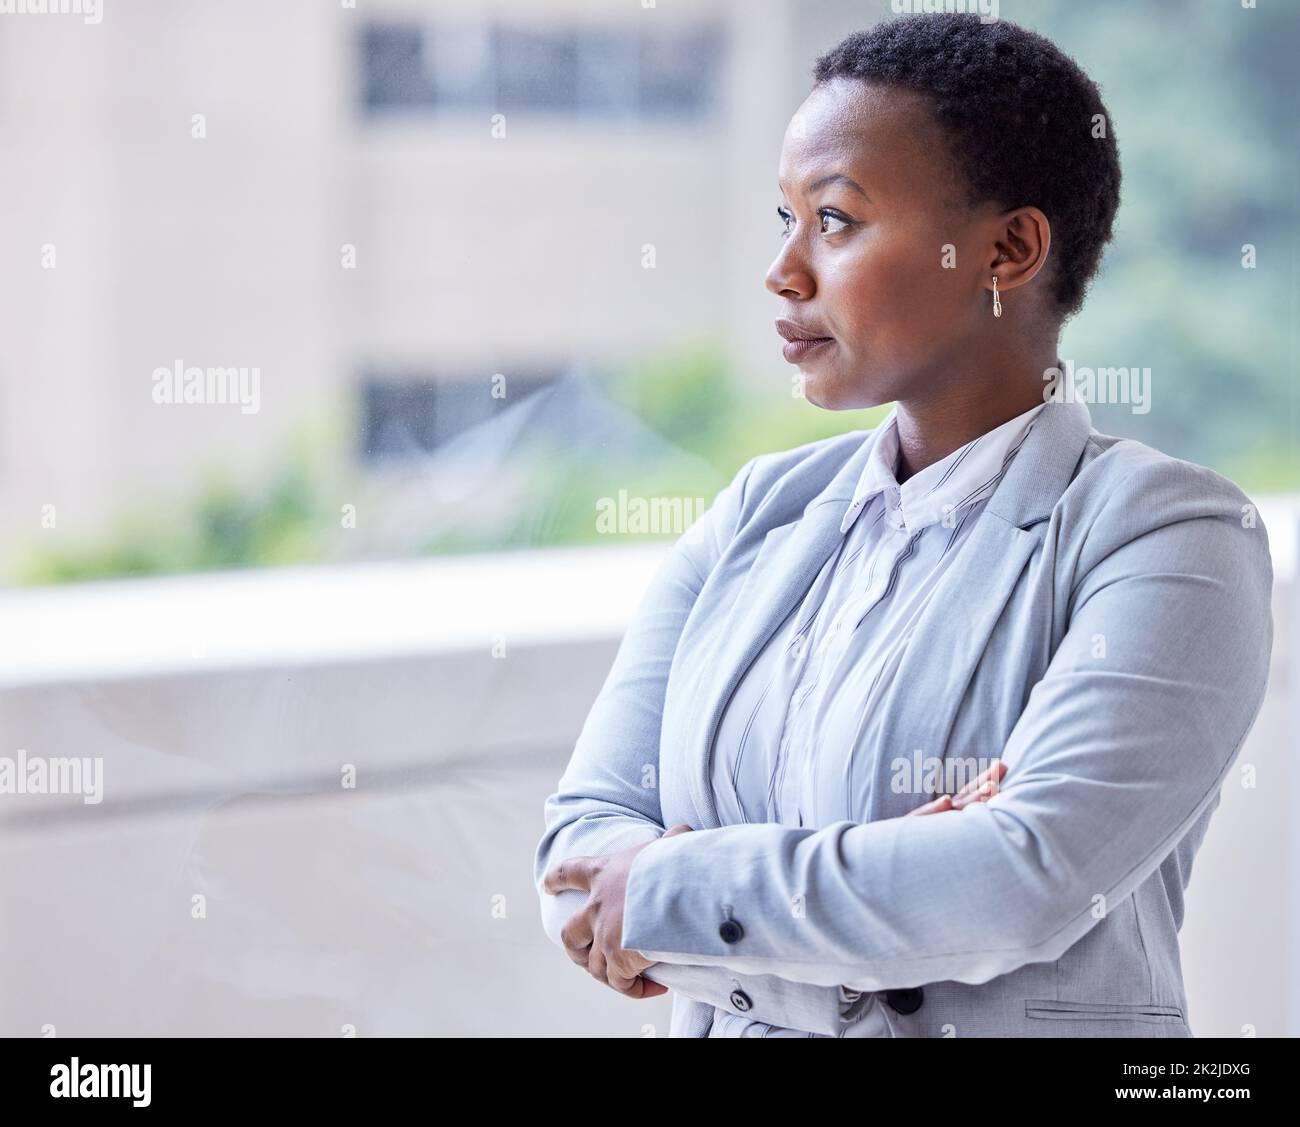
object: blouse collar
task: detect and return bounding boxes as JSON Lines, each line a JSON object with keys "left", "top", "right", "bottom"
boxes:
{"left": 841, "top": 400, "right": 1048, "bottom": 536}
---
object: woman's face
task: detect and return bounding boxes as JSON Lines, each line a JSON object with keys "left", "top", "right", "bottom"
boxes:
{"left": 766, "top": 77, "right": 1004, "bottom": 410}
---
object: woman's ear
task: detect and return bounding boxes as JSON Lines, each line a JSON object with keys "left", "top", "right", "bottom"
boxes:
{"left": 989, "top": 205, "right": 1052, "bottom": 291}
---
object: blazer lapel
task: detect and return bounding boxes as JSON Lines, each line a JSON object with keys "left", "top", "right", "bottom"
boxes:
{"left": 685, "top": 428, "right": 881, "bottom": 830}
{"left": 862, "top": 396, "right": 1094, "bottom": 821}
{"left": 686, "top": 395, "right": 1094, "bottom": 831}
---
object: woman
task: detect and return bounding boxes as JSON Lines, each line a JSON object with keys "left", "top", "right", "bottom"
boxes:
{"left": 534, "top": 13, "right": 1273, "bottom": 1037}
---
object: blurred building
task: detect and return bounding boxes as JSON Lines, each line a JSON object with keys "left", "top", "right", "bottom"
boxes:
{"left": 0, "top": 0, "right": 881, "bottom": 578}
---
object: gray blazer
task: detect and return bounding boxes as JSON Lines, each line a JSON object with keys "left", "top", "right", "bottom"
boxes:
{"left": 534, "top": 396, "right": 1274, "bottom": 1037}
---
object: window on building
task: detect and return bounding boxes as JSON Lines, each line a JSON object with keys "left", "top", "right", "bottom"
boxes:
{"left": 359, "top": 19, "right": 725, "bottom": 120}
{"left": 359, "top": 372, "right": 556, "bottom": 464}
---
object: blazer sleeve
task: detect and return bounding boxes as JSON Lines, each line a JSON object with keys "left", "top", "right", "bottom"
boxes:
{"left": 618, "top": 460, "right": 1275, "bottom": 991}
{"left": 534, "top": 451, "right": 772, "bottom": 1008}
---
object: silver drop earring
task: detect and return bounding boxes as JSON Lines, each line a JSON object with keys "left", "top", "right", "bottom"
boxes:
{"left": 992, "top": 274, "right": 1002, "bottom": 318}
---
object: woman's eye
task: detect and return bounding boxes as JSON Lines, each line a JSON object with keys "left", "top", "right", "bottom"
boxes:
{"left": 776, "top": 207, "right": 853, "bottom": 238}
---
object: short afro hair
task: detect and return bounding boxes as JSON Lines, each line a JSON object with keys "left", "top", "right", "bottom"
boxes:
{"left": 812, "top": 13, "right": 1121, "bottom": 321}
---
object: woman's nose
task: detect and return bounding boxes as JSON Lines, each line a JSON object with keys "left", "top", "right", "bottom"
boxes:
{"left": 765, "top": 245, "right": 813, "bottom": 300}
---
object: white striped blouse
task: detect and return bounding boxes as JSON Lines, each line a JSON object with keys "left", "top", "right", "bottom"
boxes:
{"left": 706, "top": 399, "right": 1047, "bottom": 1037}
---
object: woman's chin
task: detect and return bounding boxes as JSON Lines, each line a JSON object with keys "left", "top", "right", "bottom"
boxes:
{"left": 811, "top": 393, "right": 893, "bottom": 415}
{"left": 800, "top": 377, "right": 856, "bottom": 411}
{"left": 798, "top": 364, "right": 894, "bottom": 412}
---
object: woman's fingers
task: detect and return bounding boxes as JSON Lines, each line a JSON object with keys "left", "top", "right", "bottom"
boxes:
{"left": 622, "top": 975, "right": 669, "bottom": 999}
{"left": 587, "top": 943, "right": 608, "bottom": 987}
{"left": 906, "top": 793, "right": 954, "bottom": 816}
{"left": 951, "top": 760, "right": 1007, "bottom": 808}
{"left": 608, "top": 961, "right": 670, "bottom": 999}
{"left": 951, "top": 781, "right": 994, "bottom": 809}
{"left": 909, "top": 760, "right": 1008, "bottom": 815}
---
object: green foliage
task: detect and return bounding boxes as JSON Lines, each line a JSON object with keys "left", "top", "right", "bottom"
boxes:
{"left": 14, "top": 415, "right": 350, "bottom": 585}
{"left": 16, "top": 460, "right": 332, "bottom": 585}
{"left": 607, "top": 338, "right": 883, "bottom": 482}
{"left": 1037, "top": 0, "right": 1298, "bottom": 491}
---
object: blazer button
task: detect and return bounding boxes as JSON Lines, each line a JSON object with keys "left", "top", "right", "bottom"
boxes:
{"left": 729, "top": 989, "right": 753, "bottom": 1013}
{"left": 719, "top": 919, "right": 745, "bottom": 944}
{"left": 885, "top": 987, "right": 924, "bottom": 1014}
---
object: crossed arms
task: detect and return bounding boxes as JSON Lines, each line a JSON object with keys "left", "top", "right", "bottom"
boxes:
{"left": 534, "top": 451, "right": 1273, "bottom": 1001}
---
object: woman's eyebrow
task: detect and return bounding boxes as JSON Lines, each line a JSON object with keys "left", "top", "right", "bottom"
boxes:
{"left": 778, "top": 173, "right": 872, "bottom": 202}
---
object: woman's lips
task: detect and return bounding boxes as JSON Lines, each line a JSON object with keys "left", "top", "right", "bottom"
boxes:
{"left": 782, "top": 336, "right": 834, "bottom": 364}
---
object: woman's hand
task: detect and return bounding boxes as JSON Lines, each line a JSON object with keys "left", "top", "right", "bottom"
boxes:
{"left": 542, "top": 823, "right": 695, "bottom": 999}
{"left": 543, "top": 762, "right": 1006, "bottom": 998}
{"left": 905, "top": 759, "right": 1007, "bottom": 816}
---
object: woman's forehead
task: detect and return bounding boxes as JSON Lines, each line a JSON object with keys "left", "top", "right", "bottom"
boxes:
{"left": 793, "top": 77, "right": 930, "bottom": 135}
{"left": 779, "top": 90, "right": 949, "bottom": 200}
